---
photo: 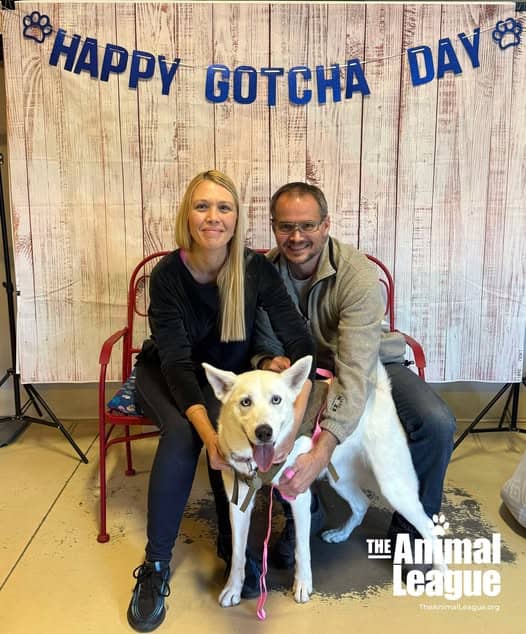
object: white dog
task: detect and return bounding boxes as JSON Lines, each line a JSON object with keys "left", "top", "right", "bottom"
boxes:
{"left": 203, "top": 355, "right": 442, "bottom": 607}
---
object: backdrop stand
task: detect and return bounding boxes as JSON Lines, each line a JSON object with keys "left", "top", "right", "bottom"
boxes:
{"left": 453, "top": 378, "right": 526, "bottom": 450}
{"left": 0, "top": 152, "right": 88, "bottom": 462}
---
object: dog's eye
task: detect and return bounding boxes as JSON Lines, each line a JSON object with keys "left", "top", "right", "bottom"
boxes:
{"left": 271, "top": 394, "right": 282, "bottom": 405}
{"left": 240, "top": 397, "right": 252, "bottom": 407}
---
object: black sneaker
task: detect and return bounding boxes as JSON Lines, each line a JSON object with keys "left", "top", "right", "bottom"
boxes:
{"left": 127, "top": 561, "right": 171, "bottom": 632}
{"left": 386, "top": 511, "right": 423, "bottom": 545}
{"left": 310, "top": 494, "right": 327, "bottom": 535}
{"left": 271, "top": 493, "right": 326, "bottom": 570}
{"left": 222, "top": 553, "right": 262, "bottom": 599}
{"left": 240, "top": 554, "right": 262, "bottom": 599}
{"left": 271, "top": 516, "right": 295, "bottom": 570}
{"left": 386, "top": 512, "right": 432, "bottom": 581}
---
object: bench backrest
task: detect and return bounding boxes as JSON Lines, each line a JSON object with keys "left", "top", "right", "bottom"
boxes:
{"left": 122, "top": 249, "right": 396, "bottom": 378}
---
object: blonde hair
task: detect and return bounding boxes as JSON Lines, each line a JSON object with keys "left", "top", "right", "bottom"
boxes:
{"left": 175, "top": 170, "right": 246, "bottom": 342}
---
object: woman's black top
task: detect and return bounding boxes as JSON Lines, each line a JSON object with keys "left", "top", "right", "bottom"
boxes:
{"left": 137, "top": 249, "right": 315, "bottom": 414}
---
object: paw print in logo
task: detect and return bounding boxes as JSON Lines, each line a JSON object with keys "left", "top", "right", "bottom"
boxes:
{"left": 429, "top": 513, "right": 450, "bottom": 537}
{"left": 23, "top": 11, "right": 53, "bottom": 44}
{"left": 492, "top": 18, "right": 523, "bottom": 50}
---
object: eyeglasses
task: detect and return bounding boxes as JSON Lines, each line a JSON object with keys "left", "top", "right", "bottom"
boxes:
{"left": 271, "top": 220, "right": 323, "bottom": 235}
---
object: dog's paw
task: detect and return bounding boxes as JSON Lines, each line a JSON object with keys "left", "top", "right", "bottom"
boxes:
{"left": 219, "top": 584, "right": 242, "bottom": 608}
{"left": 320, "top": 527, "right": 350, "bottom": 543}
{"left": 293, "top": 578, "right": 312, "bottom": 603}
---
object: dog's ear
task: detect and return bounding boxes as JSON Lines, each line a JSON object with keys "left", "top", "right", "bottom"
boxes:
{"left": 280, "top": 355, "right": 313, "bottom": 397}
{"left": 202, "top": 363, "right": 238, "bottom": 402}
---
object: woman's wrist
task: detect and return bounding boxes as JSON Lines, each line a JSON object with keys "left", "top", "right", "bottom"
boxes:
{"left": 185, "top": 404, "right": 216, "bottom": 446}
{"left": 185, "top": 403, "right": 207, "bottom": 417}
{"left": 203, "top": 429, "right": 218, "bottom": 447}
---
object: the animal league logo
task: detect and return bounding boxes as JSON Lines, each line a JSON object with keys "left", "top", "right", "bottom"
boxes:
{"left": 367, "top": 514, "right": 502, "bottom": 602}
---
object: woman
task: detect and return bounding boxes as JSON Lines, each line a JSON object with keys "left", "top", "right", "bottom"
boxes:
{"left": 127, "top": 171, "right": 315, "bottom": 632}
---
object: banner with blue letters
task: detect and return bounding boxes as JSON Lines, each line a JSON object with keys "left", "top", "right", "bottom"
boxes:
{"left": 20, "top": 10, "right": 523, "bottom": 105}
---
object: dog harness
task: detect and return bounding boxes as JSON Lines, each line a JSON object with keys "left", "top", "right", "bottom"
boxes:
{"left": 227, "top": 370, "right": 339, "bottom": 620}
{"left": 230, "top": 376, "right": 339, "bottom": 513}
{"left": 231, "top": 463, "right": 281, "bottom": 512}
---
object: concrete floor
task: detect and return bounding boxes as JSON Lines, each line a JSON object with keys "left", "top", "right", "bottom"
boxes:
{"left": 0, "top": 419, "right": 525, "bottom": 634}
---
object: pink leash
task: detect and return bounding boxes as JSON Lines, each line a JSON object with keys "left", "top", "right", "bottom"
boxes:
{"left": 255, "top": 368, "right": 334, "bottom": 620}
{"left": 256, "top": 485, "right": 274, "bottom": 620}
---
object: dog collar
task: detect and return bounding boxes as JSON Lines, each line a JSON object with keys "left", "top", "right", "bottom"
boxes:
{"left": 232, "top": 463, "right": 283, "bottom": 512}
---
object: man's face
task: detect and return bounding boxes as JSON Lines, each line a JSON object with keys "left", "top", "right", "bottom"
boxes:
{"left": 272, "top": 192, "right": 330, "bottom": 276}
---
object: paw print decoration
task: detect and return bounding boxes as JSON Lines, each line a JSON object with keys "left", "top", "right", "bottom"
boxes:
{"left": 430, "top": 513, "right": 450, "bottom": 537}
{"left": 492, "top": 17, "right": 523, "bottom": 50}
{"left": 23, "top": 11, "right": 53, "bottom": 44}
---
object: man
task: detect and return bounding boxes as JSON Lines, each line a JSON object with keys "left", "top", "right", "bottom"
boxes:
{"left": 254, "top": 182, "right": 456, "bottom": 570}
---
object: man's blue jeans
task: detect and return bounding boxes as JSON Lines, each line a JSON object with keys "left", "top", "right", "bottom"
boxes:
{"left": 385, "top": 362, "right": 456, "bottom": 517}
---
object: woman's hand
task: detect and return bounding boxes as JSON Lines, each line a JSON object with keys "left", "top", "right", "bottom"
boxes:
{"left": 206, "top": 433, "right": 231, "bottom": 471}
{"left": 185, "top": 404, "right": 230, "bottom": 471}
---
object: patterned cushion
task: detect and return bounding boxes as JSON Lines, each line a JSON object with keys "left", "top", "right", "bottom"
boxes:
{"left": 107, "top": 369, "right": 143, "bottom": 415}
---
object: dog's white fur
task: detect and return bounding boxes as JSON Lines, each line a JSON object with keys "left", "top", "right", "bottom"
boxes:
{"left": 203, "top": 356, "right": 443, "bottom": 607}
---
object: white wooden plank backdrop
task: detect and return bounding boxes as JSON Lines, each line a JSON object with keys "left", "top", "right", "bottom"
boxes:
{"left": 1, "top": 2, "right": 525, "bottom": 383}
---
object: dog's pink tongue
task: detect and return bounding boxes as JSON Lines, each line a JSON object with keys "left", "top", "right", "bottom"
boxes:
{"left": 253, "top": 443, "right": 275, "bottom": 472}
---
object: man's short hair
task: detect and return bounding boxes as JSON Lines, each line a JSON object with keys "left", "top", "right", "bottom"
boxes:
{"left": 270, "top": 182, "right": 328, "bottom": 220}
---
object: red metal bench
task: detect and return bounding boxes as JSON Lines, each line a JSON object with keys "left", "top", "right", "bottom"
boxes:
{"left": 97, "top": 250, "right": 425, "bottom": 542}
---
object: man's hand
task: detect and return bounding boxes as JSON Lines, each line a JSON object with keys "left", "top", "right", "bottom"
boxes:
{"left": 259, "top": 356, "right": 291, "bottom": 372}
{"left": 206, "top": 434, "right": 231, "bottom": 471}
{"left": 277, "top": 450, "right": 326, "bottom": 496}
{"left": 277, "top": 431, "right": 337, "bottom": 496}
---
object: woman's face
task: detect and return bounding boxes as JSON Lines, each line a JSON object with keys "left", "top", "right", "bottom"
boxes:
{"left": 188, "top": 180, "right": 237, "bottom": 251}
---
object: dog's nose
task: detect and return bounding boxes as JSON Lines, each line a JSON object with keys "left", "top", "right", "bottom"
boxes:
{"left": 255, "top": 424, "right": 273, "bottom": 443}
